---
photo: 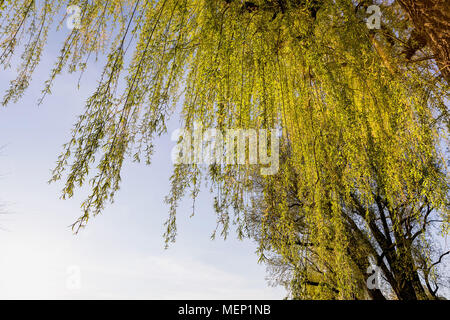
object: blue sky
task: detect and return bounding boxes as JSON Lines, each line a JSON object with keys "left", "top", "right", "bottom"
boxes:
{"left": 0, "top": 26, "right": 285, "bottom": 299}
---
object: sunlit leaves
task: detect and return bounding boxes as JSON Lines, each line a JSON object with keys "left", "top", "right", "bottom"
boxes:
{"left": 1, "top": 0, "right": 449, "bottom": 299}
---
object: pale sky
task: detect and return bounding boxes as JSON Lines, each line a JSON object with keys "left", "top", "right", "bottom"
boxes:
{"left": 0, "top": 27, "right": 286, "bottom": 299}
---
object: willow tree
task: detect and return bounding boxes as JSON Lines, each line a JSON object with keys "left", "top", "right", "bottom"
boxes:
{"left": 0, "top": 0, "right": 449, "bottom": 299}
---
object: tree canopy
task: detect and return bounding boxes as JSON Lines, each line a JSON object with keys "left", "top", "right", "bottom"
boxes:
{"left": 0, "top": 0, "right": 449, "bottom": 299}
